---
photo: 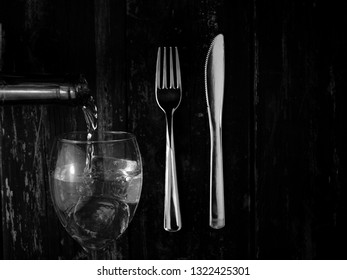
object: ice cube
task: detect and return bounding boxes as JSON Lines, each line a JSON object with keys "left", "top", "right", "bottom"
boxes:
{"left": 112, "top": 158, "right": 138, "bottom": 173}
{"left": 124, "top": 173, "right": 142, "bottom": 204}
{"left": 54, "top": 163, "right": 84, "bottom": 182}
{"left": 73, "top": 196, "right": 130, "bottom": 239}
{"left": 56, "top": 144, "right": 86, "bottom": 168}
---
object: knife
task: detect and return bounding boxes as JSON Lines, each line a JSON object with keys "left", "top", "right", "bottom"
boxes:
{"left": 204, "top": 34, "right": 225, "bottom": 229}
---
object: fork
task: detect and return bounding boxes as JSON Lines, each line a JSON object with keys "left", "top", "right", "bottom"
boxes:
{"left": 155, "top": 46, "right": 182, "bottom": 232}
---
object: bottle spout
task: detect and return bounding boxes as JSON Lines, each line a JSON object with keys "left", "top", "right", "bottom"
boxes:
{"left": 0, "top": 73, "right": 90, "bottom": 104}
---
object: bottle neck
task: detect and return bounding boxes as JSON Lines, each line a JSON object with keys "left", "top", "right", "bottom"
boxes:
{"left": 0, "top": 73, "right": 90, "bottom": 104}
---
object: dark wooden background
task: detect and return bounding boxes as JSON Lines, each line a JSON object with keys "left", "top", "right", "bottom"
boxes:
{"left": 0, "top": 0, "right": 347, "bottom": 259}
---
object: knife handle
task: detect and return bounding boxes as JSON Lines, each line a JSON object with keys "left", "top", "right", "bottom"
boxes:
{"left": 164, "top": 114, "right": 182, "bottom": 232}
{"left": 209, "top": 124, "right": 225, "bottom": 229}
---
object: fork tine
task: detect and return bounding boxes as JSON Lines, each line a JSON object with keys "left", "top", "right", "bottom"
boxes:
{"left": 169, "top": 47, "right": 174, "bottom": 88}
{"left": 156, "top": 47, "right": 161, "bottom": 89}
{"left": 162, "top": 47, "right": 167, "bottom": 89}
{"left": 175, "top": 47, "right": 182, "bottom": 89}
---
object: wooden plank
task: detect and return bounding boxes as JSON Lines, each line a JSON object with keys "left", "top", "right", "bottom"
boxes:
{"left": 222, "top": 0, "right": 253, "bottom": 259}
{"left": 1, "top": 106, "right": 50, "bottom": 259}
{"left": 255, "top": 0, "right": 313, "bottom": 259}
{"left": 95, "top": 0, "right": 127, "bottom": 132}
{"left": 310, "top": 1, "right": 347, "bottom": 259}
{"left": 0, "top": 13, "right": 3, "bottom": 260}
{"left": 254, "top": 0, "right": 347, "bottom": 259}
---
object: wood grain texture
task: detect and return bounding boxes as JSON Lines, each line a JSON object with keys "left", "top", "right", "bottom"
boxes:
{"left": 254, "top": 0, "right": 347, "bottom": 259}
{"left": 1, "top": 0, "right": 347, "bottom": 259}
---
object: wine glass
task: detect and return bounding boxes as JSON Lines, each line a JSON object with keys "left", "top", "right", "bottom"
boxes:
{"left": 49, "top": 131, "right": 142, "bottom": 258}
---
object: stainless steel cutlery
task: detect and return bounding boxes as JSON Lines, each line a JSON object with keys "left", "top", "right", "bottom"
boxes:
{"left": 155, "top": 35, "right": 225, "bottom": 231}
{"left": 205, "top": 34, "right": 225, "bottom": 229}
{"left": 155, "top": 46, "right": 182, "bottom": 232}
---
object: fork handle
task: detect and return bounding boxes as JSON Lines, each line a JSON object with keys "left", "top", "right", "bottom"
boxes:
{"left": 164, "top": 114, "right": 182, "bottom": 232}
{"left": 209, "top": 125, "right": 225, "bottom": 229}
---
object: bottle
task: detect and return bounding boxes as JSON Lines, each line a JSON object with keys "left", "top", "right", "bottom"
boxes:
{"left": 0, "top": 73, "right": 90, "bottom": 105}
{"left": 0, "top": 24, "right": 90, "bottom": 104}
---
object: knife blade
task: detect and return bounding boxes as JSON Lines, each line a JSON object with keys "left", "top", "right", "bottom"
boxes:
{"left": 204, "top": 34, "right": 225, "bottom": 229}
